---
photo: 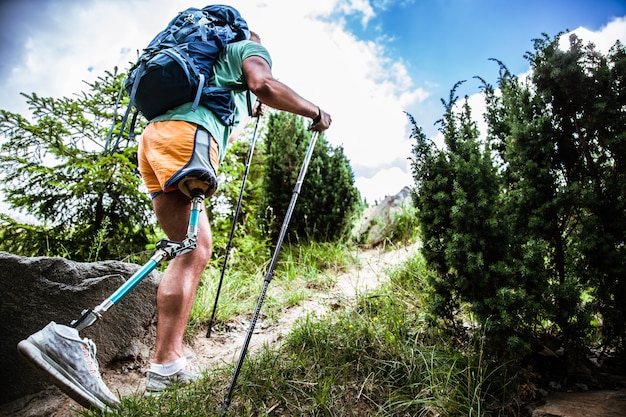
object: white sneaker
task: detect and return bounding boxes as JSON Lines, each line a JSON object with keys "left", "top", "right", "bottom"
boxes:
{"left": 145, "top": 355, "right": 199, "bottom": 394}
{"left": 17, "top": 321, "right": 120, "bottom": 410}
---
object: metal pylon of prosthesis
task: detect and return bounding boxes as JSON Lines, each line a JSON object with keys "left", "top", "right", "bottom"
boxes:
{"left": 70, "top": 190, "right": 206, "bottom": 332}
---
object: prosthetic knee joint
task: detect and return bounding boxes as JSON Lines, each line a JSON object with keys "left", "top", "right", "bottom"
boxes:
{"left": 71, "top": 184, "right": 207, "bottom": 331}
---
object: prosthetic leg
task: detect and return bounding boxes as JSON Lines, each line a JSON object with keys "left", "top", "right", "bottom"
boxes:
{"left": 17, "top": 180, "right": 210, "bottom": 410}
{"left": 72, "top": 184, "right": 207, "bottom": 332}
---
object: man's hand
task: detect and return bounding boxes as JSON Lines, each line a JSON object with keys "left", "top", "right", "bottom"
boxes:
{"left": 310, "top": 108, "right": 332, "bottom": 132}
{"left": 253, "top": 101, "right": 267, "bottom": 118}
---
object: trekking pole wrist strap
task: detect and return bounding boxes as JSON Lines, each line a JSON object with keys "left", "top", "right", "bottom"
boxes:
{"left": 312, "top": 107, "right": 321, "bottom": 124}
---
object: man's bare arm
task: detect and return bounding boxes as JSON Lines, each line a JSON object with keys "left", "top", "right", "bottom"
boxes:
{"left": 242, "top": 56, "right": 331, "bottom": 131}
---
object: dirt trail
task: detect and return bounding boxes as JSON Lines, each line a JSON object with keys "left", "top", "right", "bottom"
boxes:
{"left": 5, "top": 243, "right": 418, "bottom": 417}
{"left": 197, "top": 243, "right": 418, "bottom": 365}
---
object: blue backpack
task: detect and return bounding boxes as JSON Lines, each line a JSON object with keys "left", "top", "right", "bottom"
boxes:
{"left": 125, "top": 5, "right": 251, "bottom": 124}
{"left": 105, "top": 5, "right": 250, "bottom": 154}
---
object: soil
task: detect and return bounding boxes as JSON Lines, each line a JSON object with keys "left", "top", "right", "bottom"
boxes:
{"left": 531, "top": 389, "right": 626, "bottom": 417}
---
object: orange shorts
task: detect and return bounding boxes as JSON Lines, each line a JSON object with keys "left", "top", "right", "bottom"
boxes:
{"left": 138, "top": 120, "right": 220, "bottom": 198}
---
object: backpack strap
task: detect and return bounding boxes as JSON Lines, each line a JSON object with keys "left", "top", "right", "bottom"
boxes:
{"left": 246, "top": 90, "right": 253, "bottom": 117}
{"left": 104, "top": 61, "right": 145, "bottom": 155}
{"left": 104, "top": 82, "right": 125, "bottom": 155}
{"left": 193, "top": 74, "right": 205, "bottom": 112}
{"left": 196, "top": 16, "right": 210, "bottom": 41}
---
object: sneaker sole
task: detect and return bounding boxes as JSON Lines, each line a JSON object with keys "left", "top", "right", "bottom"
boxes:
{"left": 17, "top": 339, "right": 109, "bottom": 410}
{"left": 144, "top": 389, "right": 164, "bottom": 397}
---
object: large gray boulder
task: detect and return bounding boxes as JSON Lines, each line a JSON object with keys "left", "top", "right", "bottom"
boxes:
{"left": 0, "top": 252, "right": 162, "bottom": 404}
{"left": 355, "top": 186, "right": 413, "bottom": 247}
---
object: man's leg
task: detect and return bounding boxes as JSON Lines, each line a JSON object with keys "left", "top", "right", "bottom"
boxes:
{"left": 151, "top": 189, "right": 212, "bottom": 365}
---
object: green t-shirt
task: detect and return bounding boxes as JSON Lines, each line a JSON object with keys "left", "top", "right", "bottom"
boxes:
{"left": 150, "top": 40, "right": 272, "bottom": 161}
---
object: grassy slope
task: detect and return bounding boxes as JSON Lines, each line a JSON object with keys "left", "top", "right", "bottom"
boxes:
{"left": 79, "top": 242, "right": 515, "bottom": 417}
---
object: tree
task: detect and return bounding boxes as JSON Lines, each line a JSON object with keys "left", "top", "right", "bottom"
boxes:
{"left": 0, "top": 70, "right": 154, "bottom": 261}
{"left": 205, "top": 119, "right": 271, "bottom": 266}
{"left": 410, "top": 84, "right": 527, "bottom": 353}
{"left": 411, "top": 33, "right": 626, "bottom": 357}
{"left": 261, "top": 112, "right": 361, "bottom": 242}
{"left": 518, "top": 34, "right": 626, "bottom": 350}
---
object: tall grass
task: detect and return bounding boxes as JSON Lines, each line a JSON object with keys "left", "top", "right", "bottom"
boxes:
{"left": 386, "top": 201, "right": 421, "bottom": 246}
{"left": 189, "top": 241, "right": 357, "bottom": 334}
{"left": 82, "top": 248, "right": 516, "bottom": 417}
{"left": 87, "top": 216, "right": 111, "bottom": 262}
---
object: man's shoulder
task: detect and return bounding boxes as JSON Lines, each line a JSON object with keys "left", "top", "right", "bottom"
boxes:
{"left": 227, "top": 40, "right": 271, "bottom": 61}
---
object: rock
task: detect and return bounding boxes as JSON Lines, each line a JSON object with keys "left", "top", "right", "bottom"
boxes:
{"left": 531, "top": 389, "right": 626, "bottom": 417}
{"left": 0, "top": 252, "right": 161, "bottom": 405}
{"left": 355, "top": 186, "right": 413, "bottom": 247}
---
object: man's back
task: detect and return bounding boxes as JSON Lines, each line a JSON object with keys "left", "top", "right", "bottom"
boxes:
{"left": 149, "top": 40, "right": 272, "bottom": 161}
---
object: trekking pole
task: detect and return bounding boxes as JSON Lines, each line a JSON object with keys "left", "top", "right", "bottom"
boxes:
{"left": 206, "top": 116, "right": 261, "bottom": 338}
{"left": 219, "top": 131, "right": 319, "bottom": 417}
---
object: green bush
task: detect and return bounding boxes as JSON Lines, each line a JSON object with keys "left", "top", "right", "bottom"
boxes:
{"left": 260, "top": 112, "right": 362, "bottom": 243}
{"left": 410, "top": 33, "right": 626, "bottom": 359}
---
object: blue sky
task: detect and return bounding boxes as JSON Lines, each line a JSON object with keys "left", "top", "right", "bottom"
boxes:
{"left": 352, "top": 0, "right": 626, "bottom": 78}
{"left": 1, "top": 0, "right": 625, "bottom": 206}
{"left": 339, "top": 0, "right": 626, "bottom": 136}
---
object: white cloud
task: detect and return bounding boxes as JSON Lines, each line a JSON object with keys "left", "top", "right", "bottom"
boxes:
{"left": 560, "top": 16, "right": 626, "bottom": 53}
{"left": 1, "top": 0, "right": 420, "bottom": 205}
{"left": 355, "top": 164, "right": 413, "bottom": 204}
{"left": 336, "top": 0, "right": 376, "bottom": 26}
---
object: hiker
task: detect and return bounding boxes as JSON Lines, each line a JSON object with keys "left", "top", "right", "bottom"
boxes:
{"left": 138, "top": 30, "right": 331, "bottom": 395}
{"left": 17, "top": 6, "right": 330, "bottom": 410}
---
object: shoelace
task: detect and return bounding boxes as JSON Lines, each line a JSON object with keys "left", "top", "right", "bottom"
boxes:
{"left": 81, "top": 338, "right": 101, "bottom": 377}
